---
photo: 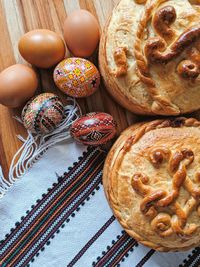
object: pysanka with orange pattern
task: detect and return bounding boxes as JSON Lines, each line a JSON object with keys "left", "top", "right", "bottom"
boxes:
{"left": 53, "top": 58, "right": 100, "bottom": 98}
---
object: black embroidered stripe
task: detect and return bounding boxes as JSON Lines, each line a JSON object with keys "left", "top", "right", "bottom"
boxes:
{"left": 179, "top": 247, "right": 200, "bottom": 267}
{"left": 17, "top": 161, "right": 104, "bottom": 267}
{"left": 92, "top": 231, "right": 138, "bottom": 267}
{"left": 135, "top": 249, "right": 155, "bottom": 267}
{"left": 68, "top": 215, "right": 116, "bottom": 267}
{"left": 0, "top": 148, "right": 106, "bottom": 267}
{"left": 0, "top": 148, "right": 94, "bottom": 250}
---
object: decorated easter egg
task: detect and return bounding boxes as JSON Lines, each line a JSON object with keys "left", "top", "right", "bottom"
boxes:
{"left": 22, "top": 93, "right": 65, "bottom": 134}
{"left": 53, "top": 58, "right": 100, "bottom": 98}
{"left": 70, "top": 112, "right": 117, "bottom": 145}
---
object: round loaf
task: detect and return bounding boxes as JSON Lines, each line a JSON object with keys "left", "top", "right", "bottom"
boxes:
{"left": 99, "top": 0, "right": 200, "bottom": 115}
{"left": 103, "top": 117, "right": 200, "bottom": 251}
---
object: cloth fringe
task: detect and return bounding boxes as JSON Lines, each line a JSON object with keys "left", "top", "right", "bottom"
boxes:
{"left": 0, "top": 97, "right": 81, "bottom": 199}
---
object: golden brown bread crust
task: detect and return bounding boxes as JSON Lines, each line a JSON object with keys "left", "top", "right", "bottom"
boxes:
{"left": 99, "top": 4, "right": 153, "bottom": 115}
{"left": 103, "top": 117, "right": 200, "bottom": 251}
{"left": 99, "top": 0, "right": 200, "bottom": 116}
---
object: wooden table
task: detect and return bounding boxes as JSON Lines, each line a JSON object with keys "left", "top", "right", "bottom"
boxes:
{"left": 0, "top": 0, "right": 139, "bottom": 178}
{"left": 1, "top": 0, "right": 200, "bottom": 178}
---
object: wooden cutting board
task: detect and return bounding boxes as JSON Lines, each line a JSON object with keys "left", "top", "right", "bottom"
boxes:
{"left": 1, "top": 0, "right": 200, "bottom": 178}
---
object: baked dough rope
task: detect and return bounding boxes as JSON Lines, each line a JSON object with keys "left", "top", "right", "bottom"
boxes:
{"left": 138, "top": 148, "right": 198, "bottom": 238}
{"left": 113, "top": 47, "right": 128, "bottom": 77}
{"left": 145, "top": 26, "right": 200, "bottom": 78}
{"left": 134, "top": 0, "right": 200, "bottom": 115}
{"left": 112, "top": 2, "right": 150, "bottom": 77}
{"left": 108, "top": 117, "right": 200, "bottom": 251}
{"left": 134, "top": 0, "right": 180, "bottom": 115}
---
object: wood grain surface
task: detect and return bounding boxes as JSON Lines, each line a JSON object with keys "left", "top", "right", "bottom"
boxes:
{"left": 1, "top": 0, "right": 200, "bottom": 178}
{"left": 0, "top": 0, "right": 139, "bottom": 178}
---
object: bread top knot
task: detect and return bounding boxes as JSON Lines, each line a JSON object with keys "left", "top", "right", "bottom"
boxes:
{"left": 144, "top": 26, "right": 200, "bottom": 64}
{"left": 152, "top": 5, "right": 176, "bottom": 40}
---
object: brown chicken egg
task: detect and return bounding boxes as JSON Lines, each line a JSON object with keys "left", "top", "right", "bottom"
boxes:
{"left": 18, "top": 29, "right": 66, "bottom": 68}
{"left": 0, "top": 64, "right": 38, "bottom": 108}
{"left": 63, "top": 10, "right": 100, "bottom": 58}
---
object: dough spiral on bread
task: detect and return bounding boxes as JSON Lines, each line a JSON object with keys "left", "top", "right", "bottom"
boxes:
{"left": 99, "top": 0, "right": 200, "bottom": 115}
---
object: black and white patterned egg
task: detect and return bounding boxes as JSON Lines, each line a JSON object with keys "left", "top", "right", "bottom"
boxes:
{"left": 22, "top": 93, "right": 65, "bottom": 134}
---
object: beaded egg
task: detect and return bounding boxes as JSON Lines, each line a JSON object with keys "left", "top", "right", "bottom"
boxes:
{"left": 70, "top": 112, "right": 117, "bottom": 146}
{"left": 53, "top": 58, "right": 100, "bottom": 98}
{"left": 22, "top": 93, "right": 65, "bottom": 134}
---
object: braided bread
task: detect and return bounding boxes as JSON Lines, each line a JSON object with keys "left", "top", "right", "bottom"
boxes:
{"left": 103, "top": 118, "right": 200, "bottom": 251}
{"left": 99, "top": 0, "right": 200, "bottom": 115}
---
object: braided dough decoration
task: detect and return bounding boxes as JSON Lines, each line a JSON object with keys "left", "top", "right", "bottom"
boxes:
{"left": 99, "top": 0, "right": 200, "bottom": 115}
{"left": 134, "top": 0, "right": 181, "bottom": 115}
{"left": 132, "top": 148, "right": 198, "bottom": 238}
{"left": 103, "top": 118, "right": 200, "bottom": 251}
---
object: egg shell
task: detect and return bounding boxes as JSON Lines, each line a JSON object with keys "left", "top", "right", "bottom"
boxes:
{"left": 63, "top": 9, "right": 100, "bottom": 58}
{"left": 18, "top": 29, "right": 66, "bottom": 68}
{"left": 22, "top": 93, "right": 65, "bottom": 134}
{"left": 0, "top": 64, "right": 38, "bottom": 108}
{"left": 53, "top": 58, "right": 100, "bottom": 98}
{"left": 70, "top": 112, "right": 117, "bottom": 145}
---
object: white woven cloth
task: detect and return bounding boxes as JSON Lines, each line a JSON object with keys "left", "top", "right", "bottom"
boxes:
{"left": 0, "top": 140, "right": 197, "bottom": 267}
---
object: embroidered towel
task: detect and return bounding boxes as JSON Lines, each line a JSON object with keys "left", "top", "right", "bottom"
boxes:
{"left": 0, "top": 141, "right": 199, "bottom": 267}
